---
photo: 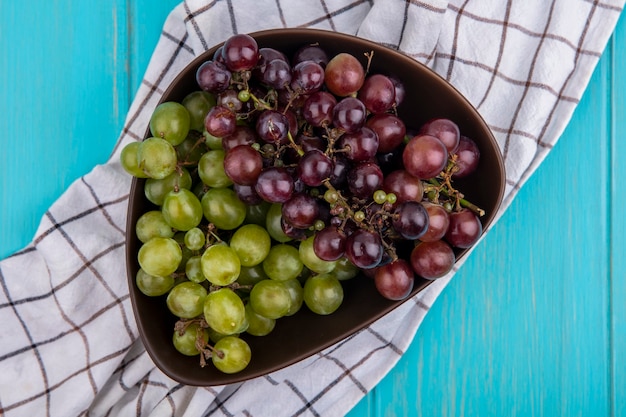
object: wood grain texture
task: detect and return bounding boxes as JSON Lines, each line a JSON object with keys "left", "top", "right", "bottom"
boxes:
{"left": 0, "top": 1, "right": 623, "bottom": 416}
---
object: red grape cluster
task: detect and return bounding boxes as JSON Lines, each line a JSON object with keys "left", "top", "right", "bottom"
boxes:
{"left": 196, "top": 34, "right": 483, "bottom": 301}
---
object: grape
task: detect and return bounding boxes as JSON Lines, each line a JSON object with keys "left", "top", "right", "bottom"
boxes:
{"left": 263, "top": 244, "right": 303, "bottom": 281}
{"left": 255, "top": 167, "right": 294, "bottom": 203}
{"left": 262, "top": 59, "right": 292, "bottom": 89}
{"left": 419, "top": 118, "right": 460, "bottom": 153}
{"left": 297, "top": 149, "right": 333, "bottom": 187}
{"left": 229, "top": 224, "right": 271, "bottom": 267}
{"left": 291, "top": 60, "right": 325, "bottom": 94}
{"left": 138, "top": 237, "right": 182, "bottom": 277}
{"left": 150, "top": 101, "right": 191, "bottom": 146}
{"left": 137, "top": 137, "right": 178, "bottom": 179}
{"left": 201, "top": 187, "right": 247, "bottom": 230}
{"left": 265, "top": 203, "right": 293, "bottom": 243}
{"left": 184, "top": 228, "right": 206, "bottom": 251}
{"left": 330, "top": 257, "right": 360, "bottom": 281}
{"left": 204, "top": 105, "right": 237, "bottom": 138}
{"left": 120, "top": 142, "right": 149, "bottom": 178}
{"left": 452, "top": 135, "right": 481, "bottom": 178}
{"left": 185, "top": 255, "right": 205, "bottom": 283}
{"left": 203, "top": 288, "right": 247, "bottom": 335}
{"left": 162, "top": 188, "right": 204, "bottom": 232}
{"left": 332, "top": 97, "right": 366, "bottom": 133}
{"left": 302, "top": 91, "right": 336, "bottom": 127}
{"left": 223, "top": 144, "right": 263, "bottom": 185}
{"left": 292, "top": 45, "right": 329, "bottom": 67}
{"left": 374, "top": 259, "right": 414, "bottom": 301}
{"left": 347, "top": 161, "right": 383, "bottom": 199}
{"left": 255, "top": 110, "right": 290, "bottom": 144}
{"left": 237, "top": 264, "right": 269, "bottom": 286}
{"left": 244, "top": 201, "right": 270, "bottom": 226}
{"left": 281, "top": 193, "right": 319, "bottom": 229}
{"left": 337, "top": 126, "right": 379, "bottom": 161}
{"left": 392, "top": 201, "right": 429, "bottom": 240}
{"left": 245, "top": 302, "right": 276, "bottom": 336}
{"left": 344, "top": 229, "right": 383, "bottom": 269}
{"left": 282, "top": 278, "right": 304, "bottom": 316}
{"left": 221, "top": 125, "right": 257, "bottom": 151}
{"left": 173, "top": 322, "right": 209, "bottom": 356}
{"left": 196, "top": 60, "right": 231, "bottom": 93}
{"left": 299, "top": 235, "right": 337, "bottom": 274}
{"left": 217, "top": 89, "right": 245, "bottom": 113}
{"left": 222, "top": 33, "right": 259, "bottom": 72}
{"left": 389, "top": 75, "right": 406, "bottom": 106}
{"left": 357, "top": 74, "right": 395, "bottom": 114}
{"left": 144, "top": 168, "right": 192, "bottom": 206}
{"left": 200, "top": 243, "right": 241, "bottom": 286}
{"left": 249, "top": 279, "right": 292, "bottom": 319}
{"left": 212, "top": 336, "right": 251, "bottom": 374}
{"left": 235, "top": 184, "right": 263, "bottom": 205}
{"left": 166, "top": 281, "right": 207, "bottom": 319}
{"left": 410, "top": 240, "right": 455, "bottom": 279}
{"left": 445, "top": 209, "right": 482, "bottom": 248}
{"left": 325, "top": 52, "right": 365, "bottom": 96}
{"left": 366, "top": 113, "right": 406, "bottom": 154}
{"left": 303, "top": 273, "right": 344, "bottom": 315}
{"left": 136, "top": 268, "right": 175, "bottom": 297}
{"left": 402, "top": 134, "right": 448, "bottom": 179}
{"left": 382, "top": 170, "right": 423, "bottom": 204}
{"left": 136, "top": 210, "right": 174, "bottom": 243}
{"left": 182, "top": 90, "right": 216, "bottom": 131}
{"left": 420, "top": 202, "right": 450, "bottom": 242}
{"left": 198, "top": 149, "right": 233, "bottom": 188}
{"left": 313, "top": 226, "right": 346, "bottom": 261}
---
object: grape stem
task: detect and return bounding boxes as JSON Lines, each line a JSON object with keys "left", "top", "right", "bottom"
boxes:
{"left": 426, "top": 178, "right": 485, "bottom": 217}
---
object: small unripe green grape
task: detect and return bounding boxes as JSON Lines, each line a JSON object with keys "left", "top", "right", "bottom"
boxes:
{"left": 144, "top": 167, "right": 193, "bottom": 206}
{"left": 173, "top": 232, "right": 194, "bottom": 273}
{"left": 238, "top": 90, "right": 251, "bottom": 102}
{"left": 198, "top": 149, "right": 232, "bottom": 188}
{"left": 172, "top": 322, "right": 209, "bottom": 356}
{"left": 138, "top": 237, "right": 182, "bottom": 277}
{"left": 150, "top": 101, "right": 191, "bottom": 146}
{"left": 265, "top": 203, "right": 292, "bottom": 243}
{"left": 323, "top": 189, "right": 339, "bottom": 204}
{"left": 203, "top": 288, "right": 247, "bottom": 335}
{"left": 245, "top": 302, "right": 276, "bottom": 336}
{"left": 162, "top": 189, "right": 204, "bottom": 232}
{"left": 135, "top": 210, "right": 174, "bottom": 243}
{"left": 249, "top": 279, "right": 292, "bottom": 319}
{"left": 282, "top": 278, "right": 304, "bottom": 316}
{"left": 303, "top": 273, "right": 344, "bottom": 315}
{"left": 166, "top": 281, "right": 207, "bottom": 319}
{"left": 354, "top": 210, "right": 365, "bottom": 222}
{"left": 184, "top": 227, "right": 206, "bottom": 251}
{"left": 373, "top": 189, "right": 387, "bottom": 204}
{"left": 230, "top": 224, "right": 271, "bottom": 267}
{"left": 212, "top": 336, "right": 251, "bottom": 374}
{"left": 137, "top": 137, "right": 178, "bottom": 180}
{"left": 201, "top": 243, "right": 241, "bottom": 286}
{"left": 201, "top": 187, "right": 247, "bottom": 231}
{"left": 182, "top": 90, "right": 216, "bottom": 131}
{"left": 299, "top": 235, "right": 336, "bottom": 274}
{"left": 386, "top": 192, "right": 398, "bottom": 205}
{"left": 185, "top": 255, "right": 205, "bottom": 283}
{"left": 135, "top": 268, "right": 175, "bottom": 296}
{"left": 314, "top": 220, "right": 325, "bottom": 231}
{"left": 263, "top": 244, "right": 303, "bottom": 281}
{"left": 120, "top": 142, "right": 149, "bottom": 178}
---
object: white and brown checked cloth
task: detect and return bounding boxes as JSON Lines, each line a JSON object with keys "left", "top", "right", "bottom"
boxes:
{"left": 0, "top": 1, "right": 623, "bottom": 416}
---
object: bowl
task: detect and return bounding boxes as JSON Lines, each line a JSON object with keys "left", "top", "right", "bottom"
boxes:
{"left": 125, "top": 28, "right": 505, "bottom": 386}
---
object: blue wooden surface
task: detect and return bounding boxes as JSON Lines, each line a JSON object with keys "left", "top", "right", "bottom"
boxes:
{"left": 1, "top": 2, "right": 624, "bottom": 416}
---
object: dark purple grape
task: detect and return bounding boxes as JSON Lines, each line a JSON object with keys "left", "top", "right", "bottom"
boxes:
{"left": 329, "top": 156, "right": 349, "bottom": 188}
{"left": 419, "top": 118, "right": 461, "bottom": 153}
{"left": 345, "top": 229, "right": 383, "bottom": 269}
{"left": 410, "top": 240, "right": 455, "bottom": 280}
{"left": 196, "top": 60, "right": 231, "bottom": 93}
{"left": 302, "top": 91, "right": 336, "bottom": 127}
{"left": 221, "top": 125, "right": 257, "bottom": 151}
{"left": 347, "top": 161, "right": 383, "bottom": 199}
{"left": 256, "top": 110, "right": 290, "bottom": 144}
{"left": 234, "top": 184, "right": 263, "bottom": 205}
{"left": 282, "top": 193, "right": 320, "bottom": 229}
{"left": 292, "top": 45, "right": 329, "bottom": 67}
{"left": 222, "top": 33, "right": 259, "bottom": 72}
{"left": 297, "top": 149, "right": 333, "bottom": 187}
{"left": 262, "top": 59, "right": 292, "bottom": 90}
{"left": 445, "top": 209, "right": 482, "bottom": 248}
{"left": 421, "top": 202, "right": 450, "bottom": 243}
{"left": 374, "top": 259, "right": 414, "bottom": 300}
{"left": 255, "top": 167, "right": 294, "bottom": 203}
{"left": 204, "top": 105, "right": 237, "bottom": 137}
{"left": 217, "top": 89, "right": 244, "bottom": 112}
{"left": 389, "top": 75, "right": 405, "bottom": 107}
{"left": 291, "top": 61, "right": 325, "bottom": 94}
{"left": 337, "top": 127, "right": 379, "bottom": 162}
{"left": 213, "top": 46, "right": 226, "bottom": 64}
{"left": 392, "top": 201, "right": 429, "bottom": 240}
{"left": 313, "top": 226, "right": 346, "bottom": 261}
{"left": 333, "top": 97, "right": 366, "bottom": 133}
{"left": 223, "top": 145, "right": 263, "bottom": 185}
{"left": 281, "top": 216, "right": 308, "bottom": 240}
{"left": 383, "top": 170, "right": 423, "bottom": 203}
{"left": 357, "top": 74, "right": 396, "bottom": 114}
{"left": 452, "top": 136, "right": 480, "bottom": 178}
{"left": 402, "top": 134, "right": 448, "bottom": 179}
{"left": 366, "top": 113, "right": 406, "bottom": 153}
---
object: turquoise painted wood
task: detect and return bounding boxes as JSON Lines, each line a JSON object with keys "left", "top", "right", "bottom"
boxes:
{"left": 0, "top": 2, "right": 623, "bottom": 416}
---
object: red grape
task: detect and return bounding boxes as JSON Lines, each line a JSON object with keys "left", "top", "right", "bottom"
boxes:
{"left": 223, "top": 145, "right": 263, "bottom": 185}
{"left": 445, "top": 209, "right": 482, "bottom": 248}
{"left": 357, "top": 74, "right": 396, "bottom": 114}
{"left": 402, "top": 134, "right": 448, "bottom": 179}
{"left": 410, "top": 240, "right": 455, "bottom": 280}
{"left": 325, "top": 53, "right": 365, "bottom": 97}
{"left": 374, "top": 259, "right": 414, "bottom": 300}
{"left": 452, "top": 135, "right": 481, "bottom": 178}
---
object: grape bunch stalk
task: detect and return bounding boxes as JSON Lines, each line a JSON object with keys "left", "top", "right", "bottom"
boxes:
{"left": 120, "top": 33, "right": 485, "bottom": 374}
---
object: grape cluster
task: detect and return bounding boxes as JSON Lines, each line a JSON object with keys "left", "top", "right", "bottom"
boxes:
{"left": 121, "top": 33, "right": 485, "bottom": 374}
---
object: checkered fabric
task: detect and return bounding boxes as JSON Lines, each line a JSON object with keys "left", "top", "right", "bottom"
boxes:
{"left": 0, "top": 0, "right": 623, "bottom": 416}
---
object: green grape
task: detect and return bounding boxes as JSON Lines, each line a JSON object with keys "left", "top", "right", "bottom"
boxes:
{"left": 135, "top": 210, "right": 174, "bottom": 243}
{"left": 230, "top": 224, "right": 271, "bottom": 267}
{"left": 245, "top": 201, "right": 271, "bottom": 226}
{"left": 162, "top": 188, "right": 203, "bottom": 231}
{"left": 249, "top": 279, "right": 291, "bottom": 319}
{"left": 137, "top": 137, "right": 178, "bottom": 180}
{"left": 330, "top": 256, "right": 360, "bottom": 281}
{"left": 299, "top": 235, "right": 336, "bottom": 274}
{"left": 201, "top": 187, "right": 246, "bottom": 230}
{"left": 144, "top": 167, "right": 192, "bottom": 206}
{"left": 203, "top": 288, "right": 247, "bottom": 335}
{"left": 120, "top": 141, "right": 149, "bottom": 178}
{"left": 282, "top": 278, "right": 304, "bottom": 316}
{"left": 265, "top": 203, "right": 292, "bottom": 243}
{"left": 201, "top": 243, "right": 241, "bottom": 286}
{"left": 182, "top": 90, "right": 216, "bottom": 131}
{"left": 138, "top": 237, "right": 182, "bottom": 277}
{"left": 373, "top": 189, "right": 387, "bottom": 204}
{"left": 185, "top": 255, "right": 205, "bottom": 283}
{"left": 175, "top": 132, "right": 209, "bottom": 164}
{"left": 262, "top": 244, "right": 303, "bottom": 281}
{"left": 184, "top": 227, "right": 206, "bottom": 251}
{"left": 207, "top": 327, "right": 233, "bottom": 344}
{"left": 135, "top": 268, "right": 175, "bottom": 296}
{"left": 303, "top": 273, "right": 344, "bottom": 315}
{"left": 203, "top": 129, "right": 224, "bottom": 150}
{"left": 173, "top": 322, "right": 209, "bottom": 356}
{"left": 245, "top": 302, "right": 275, "bottom": 336}
{"left": 166, "top": 281, "right": 207, "bottom": 319}
{"left": 150, "top": 101, "right": 191, "bottom": 146}
{"left": 198, "top": 149, "right": 232, "bottom": 188}
{"left": 212, "top": 336, "right": 251, "bottom": 374}
{"left": 173, "top": 232, "right": 194, "bottom": 273}
{"left": 237, "top": 264, "right": 269, "bottom": 286}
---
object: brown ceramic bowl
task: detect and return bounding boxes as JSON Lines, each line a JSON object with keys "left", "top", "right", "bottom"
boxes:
{"left": 126, "top": 28, "right": 505, "bottom": 386}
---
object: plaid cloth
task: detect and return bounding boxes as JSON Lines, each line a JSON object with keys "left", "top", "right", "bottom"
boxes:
{"left": 1, "top": 0, "right": 623, "bottom": 416}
